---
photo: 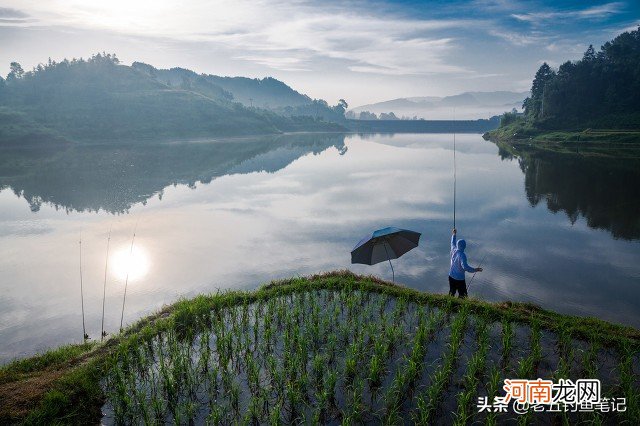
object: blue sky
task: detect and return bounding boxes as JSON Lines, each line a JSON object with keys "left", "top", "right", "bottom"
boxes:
{"left": 0, "top": 0, "right": 638, "bottom": 106}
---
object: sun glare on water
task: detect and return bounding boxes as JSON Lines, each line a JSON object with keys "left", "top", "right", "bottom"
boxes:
{"left": 111, "top": 245, "right": 150, "bottom": 282}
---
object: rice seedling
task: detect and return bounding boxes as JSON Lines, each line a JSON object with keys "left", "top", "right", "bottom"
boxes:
{"left": 501, "top": 319, "right": 514, "bottom": 369}
{"left": 413, "top": 305, "right": 469, "bottom": 423}
{"left": 484, "top": 364, "right": 501, "bottom": 426}
{"left": 16, "top": 272, "right": 638, "bottom": 425}
{"left": 453, "top": 317, "right": 490, "bottom": 425}
{"left": 579, "top": 342, "right": 604, "bottom": 425}
{"left": 619, "top": 340, "right": 640, "bottom": 423}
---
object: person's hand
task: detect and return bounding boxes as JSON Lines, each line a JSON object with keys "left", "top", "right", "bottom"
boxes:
{"left": 476, "top": 267, "right": 483, "bottom": 272}
{"left": 452, "top": 228, "right": 457, "bottom": 235}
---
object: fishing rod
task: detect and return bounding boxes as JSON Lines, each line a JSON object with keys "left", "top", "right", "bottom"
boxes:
{"left": 453, "top": 108, "right": 457, "bottom": 229}
{"left": 101, "top": 227, "right": 111, "bottom": 341}
{"left": 119, "top": 221, "right": 138, "bottom": 332}
{"left": 79, "top": 233, "right": 88, "bottom": 341}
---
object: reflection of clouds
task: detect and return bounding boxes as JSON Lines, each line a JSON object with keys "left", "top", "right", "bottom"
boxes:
{"left": 469, "top": 203, "right": 640, "bottom": 324}
{"left": 0, "top": 218, "right": 54, "bottom": 237}
{"left": 2, "top": 133, "right": 640, "bottom": 362}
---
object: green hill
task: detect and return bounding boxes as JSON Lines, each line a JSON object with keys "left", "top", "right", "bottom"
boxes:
{"left": 0, "top": 54, "right": 345, "bottom": 145}
{"left": 132, "top": 61, "right": 348, "bottom": 123}
{"left": 133, "top": 61, "right": 311, "bottom": 108}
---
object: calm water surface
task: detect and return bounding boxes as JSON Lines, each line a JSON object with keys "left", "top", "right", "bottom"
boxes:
{"left": 1, "top": 133, "right": 639, "bottom": 362}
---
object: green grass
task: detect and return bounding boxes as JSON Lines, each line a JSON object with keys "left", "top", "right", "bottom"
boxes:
{"left": 0, "top": 342, "right": 96, "bottom": 385}
{"left": 483, "top": 119, "right": 640, "bottom": 160}
{"left": 2, "top": 270, "right": 639, "bottom": 424}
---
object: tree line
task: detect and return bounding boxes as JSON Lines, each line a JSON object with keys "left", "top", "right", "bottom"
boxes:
{"left": 0, "top": 53, "right": 347, "bottom": 143}
{"left": 517, "top": 26, "right": 640, "bottom": 130}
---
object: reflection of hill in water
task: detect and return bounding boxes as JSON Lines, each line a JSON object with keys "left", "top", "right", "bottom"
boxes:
{"left": 497, "top": 142, "right": 640, "bottom": 240}
{"left": 0, "top": 134, "right": 346, "bottom": 214}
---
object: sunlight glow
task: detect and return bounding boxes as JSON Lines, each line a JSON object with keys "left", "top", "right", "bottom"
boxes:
{"left": 111, "top": 245, "right": 150, "bottom": 282}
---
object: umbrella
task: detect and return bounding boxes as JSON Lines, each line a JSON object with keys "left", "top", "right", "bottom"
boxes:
{"left": 351, "top": 226, "right": 421, "bottom": 282}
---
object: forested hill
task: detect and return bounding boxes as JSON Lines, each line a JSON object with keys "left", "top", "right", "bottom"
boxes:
{"left": 131, "top": 62, "right": 312, "bottom": 107}
{"left": 131, "top": 62, "right": 346, "bottom": 122}
{"left": 206, "top": 76, "right": 311, "bottom": 108}
{"left": 518, "top": 26, "right": 640, "bottom": 130}
{"left": 0, "top": 54, "right": 345, "bottom": 145}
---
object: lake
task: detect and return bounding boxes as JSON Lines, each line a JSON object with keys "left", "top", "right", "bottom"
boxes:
{"left": 1, "top": 133, "right": 639, "bottom": 363}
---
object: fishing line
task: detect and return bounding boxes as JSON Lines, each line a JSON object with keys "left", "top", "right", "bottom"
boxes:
{"left": 468, "top": 251, "right": 488, "bottom": 292}
{"left": 79, "top": 233, "right": 88, "bottom": 341}
{"left": 120, "top": 220, "right": 139, "bottom": 332}
{"left": 101, "top": 226, "right": 111, "bottom": 341}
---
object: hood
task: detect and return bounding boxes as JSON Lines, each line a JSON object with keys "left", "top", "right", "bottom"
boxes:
{"left": 456, "top": 239, "right": 466, "bottom": 252}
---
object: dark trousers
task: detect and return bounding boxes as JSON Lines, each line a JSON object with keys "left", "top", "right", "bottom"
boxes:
{"left": 448, "top": 276, "right": 467, "bottom": 298}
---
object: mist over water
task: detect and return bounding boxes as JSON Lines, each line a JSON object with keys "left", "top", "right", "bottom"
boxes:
{"left": 1, "top": 133, "right": 639, "bottom": 363}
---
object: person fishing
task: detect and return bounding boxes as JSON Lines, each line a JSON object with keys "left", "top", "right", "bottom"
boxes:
{"left": 449, "top": 228, "right": 482, "bottom": 298}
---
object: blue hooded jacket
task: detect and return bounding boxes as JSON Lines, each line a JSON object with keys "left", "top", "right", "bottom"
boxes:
{"left": 449, "top": 235, "right": 477, "bottom": 280}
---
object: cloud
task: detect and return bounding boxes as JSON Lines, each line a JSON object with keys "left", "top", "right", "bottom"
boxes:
{"left": 615, "top": 20, "right": 640, "bottom": 33}
{"left": 2, "top": 1, "right": 477, "bottom": 75}
{"left": 0, "top": 7, "right": 28, "bottom": 18}
{"left": 511, "top": 2, "right": 625, "bottom": 24}
{"left": 234, "top": 54, "right": 312, "bottom": 72}
{"left": 2, "top": 0, "right": 636, "bottom": 104}
{"left": 0, "top": 6, "right": 33, "bottom": 25}
{"left": 488, "top": 29, "right": 548, "bottom": 46}
{"left": 201, "top": 12, "right": 474, "bottom": 75}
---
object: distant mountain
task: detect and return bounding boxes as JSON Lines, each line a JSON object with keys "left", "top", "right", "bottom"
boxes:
{"left": 0, "top": 54, "right": 345, "bottom": 145}
{"left": 132, "top": 62, "right": 312, "bottom": 108}
{"left": 349, "top": 91, "right": 528, "bottom": 120}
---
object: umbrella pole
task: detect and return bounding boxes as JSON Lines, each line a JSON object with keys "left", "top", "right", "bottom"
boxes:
{"left": 383, "top": 243, "right": 394, "bottom": 282}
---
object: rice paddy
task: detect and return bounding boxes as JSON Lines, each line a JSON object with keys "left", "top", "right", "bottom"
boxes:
{"left": 2, "top": 271, "right": 639, "bottom": 424}
{"left": 101, "top": 273, "right": 639, "bottom": 425}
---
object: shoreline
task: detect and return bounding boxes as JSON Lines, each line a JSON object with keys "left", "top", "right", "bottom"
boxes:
{"left": 483, "top": 122, "right": 640, "bottom": 146}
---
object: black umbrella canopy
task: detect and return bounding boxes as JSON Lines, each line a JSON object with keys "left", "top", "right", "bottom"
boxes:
{"left": 351, "top": 227, "right": 421, "bottom": 265}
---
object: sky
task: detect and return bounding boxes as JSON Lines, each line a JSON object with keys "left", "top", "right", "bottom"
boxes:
{"left": 0, "top": 0, "right": 638, "bottom": 106}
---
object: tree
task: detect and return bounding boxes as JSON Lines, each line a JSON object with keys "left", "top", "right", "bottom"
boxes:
{"left": 531, "top": 63, "right": 554, "bottom": 99}
{"left": 7, "top": 62, "right": 24, "bottom": 81}
{"left": 509, "top": 26, "right": 640, "bottom": 130}
{"left": 583, "top": 44, "right": 596, "bottom": 62}
{"left": 524, "top": 62, "right": 555, "bottom": 119}
{"left": 359, "top": 111, "right": 377, "bottom": 120}
{"left": 332, "top": 99, "right": 349, "bottom": 116}
{"left": 379, "top": 112, "right": 398, "bottom": 120}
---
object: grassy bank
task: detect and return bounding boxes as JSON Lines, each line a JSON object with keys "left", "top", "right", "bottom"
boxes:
{"left": 483, "top": 119, "right": 640, "bottom": 147}
{"left": 1, "top": 271, "right": 639, "bottom": 424}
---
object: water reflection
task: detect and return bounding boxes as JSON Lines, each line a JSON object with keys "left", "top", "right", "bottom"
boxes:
{"left": 496, "top": 141, "right": 640, "bottom": 240}
{"left": 0, "top": 133, "right": 638, "bottom": 363}
{"left": 111, "top": 245, "right": 150, "bottom": 282}
{"left": 0, "top": 133, "right": 346, "bottom": 214}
